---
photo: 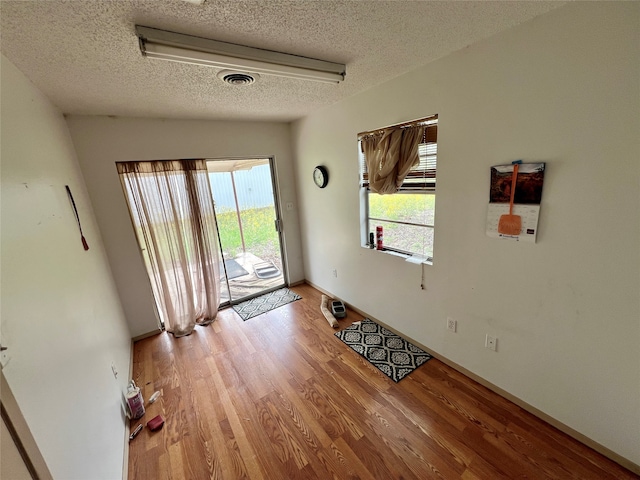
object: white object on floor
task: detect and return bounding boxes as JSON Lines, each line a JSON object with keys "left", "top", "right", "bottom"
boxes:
{"left": 149, "top": 391, "right": 161, "bottom": 404}
{"left": 254, "top": 261, "right": 280, "bottom": 279}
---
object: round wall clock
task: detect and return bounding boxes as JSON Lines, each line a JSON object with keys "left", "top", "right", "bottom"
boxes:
{"left": 313, "top": 166, "right": 329, "bottom": 188}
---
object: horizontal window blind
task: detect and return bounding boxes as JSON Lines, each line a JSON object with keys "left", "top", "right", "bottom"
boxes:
{"left": 359, "top": 115, "right": 438, "bottom": 192}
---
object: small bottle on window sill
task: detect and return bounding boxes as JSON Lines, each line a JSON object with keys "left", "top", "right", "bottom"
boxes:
{"left": 376, "top": 226, "right": 383, "bottom": 250}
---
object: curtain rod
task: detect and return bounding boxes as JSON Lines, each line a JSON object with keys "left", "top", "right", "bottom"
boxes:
{"left": 357, "top": 114, "right": 438, "bottom": 139}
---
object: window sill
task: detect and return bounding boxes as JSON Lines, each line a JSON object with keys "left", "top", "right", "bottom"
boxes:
{"left": 363, "top": 245, "right": 432, "bottom": 265}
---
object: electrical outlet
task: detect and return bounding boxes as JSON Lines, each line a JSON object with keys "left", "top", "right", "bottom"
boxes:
{"left": 286, "top": 202, "right": 294, "bottom": 211}
{"left": 446, "top": 317, "right": 457, "bottom": 332}
{"left": 332, "top": 269, "right": 338, "bottom": 278}
{"left": 485, "top": 335, "right": 497, "bottom": 352}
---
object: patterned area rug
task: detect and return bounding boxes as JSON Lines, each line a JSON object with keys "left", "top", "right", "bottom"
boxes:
{"left": 335, "top": 318, "right": 432, "bottom": 382}
{"left": 233, "top": 288, "right": 301, "bottom": 321}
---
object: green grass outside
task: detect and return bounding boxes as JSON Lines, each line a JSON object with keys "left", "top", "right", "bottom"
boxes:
{"left": 134, "top": 206, "right": 279, "bottom": 266}
{"left": 136, "top": 196, "right": 434, "bottom": 268}
{"left": 368, "top": 193, "right": 435, "bottom": 256}
{"left": 368, "top": 193, "right": 435, "bottom": 222}
{"left": 216, "top": 206, "right": 278, "bottom": 260}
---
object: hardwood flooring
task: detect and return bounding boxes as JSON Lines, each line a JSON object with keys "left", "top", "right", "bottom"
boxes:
{"left": 128, "top": 283, "right": 637, "bottom": 479}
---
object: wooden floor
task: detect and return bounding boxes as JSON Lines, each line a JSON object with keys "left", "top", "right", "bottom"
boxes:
{"left": 128, "top": 284, "right": 637, "bottom": 479}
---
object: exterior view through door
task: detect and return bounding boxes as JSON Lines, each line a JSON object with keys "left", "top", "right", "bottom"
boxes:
{"left": 119, "top": 157, "right": 286, "bottom": 331}
{"left": 207, "top": 158, "right": 286, "bottom": 304}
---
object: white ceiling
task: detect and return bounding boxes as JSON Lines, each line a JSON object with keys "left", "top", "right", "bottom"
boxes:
{"left": 0, "top": 0, "right": 565, "bottom": 122}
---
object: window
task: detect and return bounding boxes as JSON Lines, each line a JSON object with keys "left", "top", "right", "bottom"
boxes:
{"left": 359, "top": 115, "right": 438, "bottom": 262}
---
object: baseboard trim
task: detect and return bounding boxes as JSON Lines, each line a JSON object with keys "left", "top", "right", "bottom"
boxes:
{"left": 132, "top": 329, "right": 162, "bottom": 342}
{"left": 304, "top": 280, "right": 640, "bottom": 476}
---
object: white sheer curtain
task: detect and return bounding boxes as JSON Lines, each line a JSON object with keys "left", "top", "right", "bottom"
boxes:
{"left": 118, "top": 159, "right": 221, "bottom": 337}
{"left": 361, "top": 125, "right": 425, "bottom": 194}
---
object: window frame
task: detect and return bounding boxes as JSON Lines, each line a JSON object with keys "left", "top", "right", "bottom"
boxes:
{"left": 358, "top": 115, "right": 438, "bottom": 263}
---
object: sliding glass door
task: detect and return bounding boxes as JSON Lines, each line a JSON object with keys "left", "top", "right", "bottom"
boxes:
{"left": 207, "top": 158, "right": 286, "bottom": 304}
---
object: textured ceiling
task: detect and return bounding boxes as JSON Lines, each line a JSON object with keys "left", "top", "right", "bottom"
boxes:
{"left": 0, "top": 0, "right": 565, "bottom": 122}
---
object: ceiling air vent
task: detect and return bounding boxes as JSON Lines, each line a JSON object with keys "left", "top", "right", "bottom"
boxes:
{"left": 217, "top": 70, "right": 258, "bottom": 85}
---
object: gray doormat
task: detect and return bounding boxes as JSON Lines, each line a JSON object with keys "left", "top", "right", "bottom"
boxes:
{"left": 233, "top": 287, "right": 301, "bottom": 321}
{"left": 221, "top": 259, "right": 249, "bottom": 280}
{"left": 335, "top": 318, "right": 432, "bottom": 382}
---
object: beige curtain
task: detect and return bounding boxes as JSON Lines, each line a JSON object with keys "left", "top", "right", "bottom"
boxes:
{"left": 361, "top": 125, "right": 425, "bottom": 194}
{"left": 117, "top": 160, "right": 221, "bottom": 337}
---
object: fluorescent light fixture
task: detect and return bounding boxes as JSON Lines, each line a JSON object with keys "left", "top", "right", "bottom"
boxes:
{"left": 135, "top": 26, "right": 346, "bottom": 84}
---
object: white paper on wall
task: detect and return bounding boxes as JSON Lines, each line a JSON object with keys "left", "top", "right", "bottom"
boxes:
{"left": 486, "top": 203, "right": 540, "bottom": 242}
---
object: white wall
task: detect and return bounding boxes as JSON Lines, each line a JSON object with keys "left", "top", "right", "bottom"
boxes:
{"left": 65, "top": 116, "right": 303, "bottom": 337}
{"left": 1, "top": 55, "right": 132, "bottom": 480}
{"left": 292, "top": 2, "right": 639, "bottom": 467}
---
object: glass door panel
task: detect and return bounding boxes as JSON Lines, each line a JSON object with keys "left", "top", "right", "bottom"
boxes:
{"left": 207, "top": 158, "right": 286, "bottom": 303}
